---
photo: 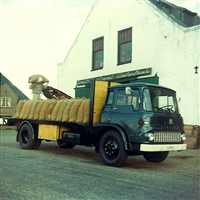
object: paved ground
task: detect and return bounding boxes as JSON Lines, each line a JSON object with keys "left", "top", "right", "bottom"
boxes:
{"left": 1, "top": 130, "right": 200, "bottom": 200}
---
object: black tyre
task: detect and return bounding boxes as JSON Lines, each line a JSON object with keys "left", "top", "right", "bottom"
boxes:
{"left": 99, "top": 130, "right": 127, "bottom": 167}
{"left": 143, "top": 151, "right": 169, "bottom": 163}
{"left": 32, "top": 139, "right": 42, "bottom": 149}
{"left": 18, "top": 123, "right": 36, "bottom": 149}
{"left": 57, "top": 140, "right": 76, "bottom": 148}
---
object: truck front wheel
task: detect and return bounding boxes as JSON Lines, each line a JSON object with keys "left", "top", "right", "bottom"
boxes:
{"left": 18, "top": 123, "right": 36, "bottom": 149}
{"left": 143, "top": 151, "right": 169, "bottom": 163}
{"left": 99, "top": 130, "right": 127, "bottom": 167}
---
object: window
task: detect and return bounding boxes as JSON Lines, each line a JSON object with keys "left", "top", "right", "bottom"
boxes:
{"left": 116, "top": 89, "right": 139, "bottom": 110}
{"left": 118, "top": 27, "right": 132, "bottom": 65}
{"left": 1, "top": 97, "right": 11, "bottom": 107}
{"left": 92, "top": 37, "right": 104, "bottom": 70}
{"left": 142, "top": 89, "right": 152, "bottom": 111}
{"left": 142, "top": 87, "right": 179, "bottom": 113}
{"left": 117, "top": 90, "right": 126, "bottom": 105}
{"left": 106, "top": 91, "right": 114, "bottom": 105}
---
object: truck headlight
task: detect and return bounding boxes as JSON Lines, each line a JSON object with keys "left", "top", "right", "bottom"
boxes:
{"left": 181, "top": 134, "right": 186, "bottom": 141}
{"left": 147, "top": 133, "right": 154, "bottom": 141}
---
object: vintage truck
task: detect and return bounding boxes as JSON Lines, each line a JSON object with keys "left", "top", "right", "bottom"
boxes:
{"left": 6, "top": 80, "right": 187, "bottom": 167}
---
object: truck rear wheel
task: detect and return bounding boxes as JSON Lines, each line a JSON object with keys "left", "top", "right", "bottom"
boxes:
{"left": 99, "top": 130, "right": 127, "bottom": 167}
{"left": 32, "top": 139, "right": 42, "bottom": 149}
{"left": 143, "top": 151, "right": 169, "bottom": 163}
{"left": 18, "top": 123, "right": 36, "bottom": 149}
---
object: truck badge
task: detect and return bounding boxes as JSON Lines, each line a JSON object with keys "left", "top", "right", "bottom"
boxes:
{"left": 169, "top": 118, "right": 173, "bottom": 125}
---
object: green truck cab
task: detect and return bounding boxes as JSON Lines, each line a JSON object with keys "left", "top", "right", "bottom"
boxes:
{"left": 96, "top": 82, "right": 186, "bottom": 166}
{"left": 6, "top": 80, "right": 187, "bottom": 167}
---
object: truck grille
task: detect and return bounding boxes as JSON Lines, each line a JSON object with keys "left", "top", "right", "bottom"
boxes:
{"left": 154, "top": 132, "right": 181, "bottom": 142}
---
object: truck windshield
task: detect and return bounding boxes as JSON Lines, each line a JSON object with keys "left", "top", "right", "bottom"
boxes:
{"left": 142, "top": 87, "right": 179, "bottom": 113}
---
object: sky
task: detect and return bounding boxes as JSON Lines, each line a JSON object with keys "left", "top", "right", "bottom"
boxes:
{"left": 1, "top": 0, "right": 199, "bottom": 99}
{"left": 1, "top": 0, "right": 96, "bottom": 99}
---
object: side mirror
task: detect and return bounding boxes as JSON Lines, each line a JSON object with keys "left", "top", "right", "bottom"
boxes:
{"left": 125, "top": 87, "right": 131, "bottom": 95}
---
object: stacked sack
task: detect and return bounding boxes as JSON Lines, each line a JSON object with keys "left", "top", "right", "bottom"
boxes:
{"left": 15, "top": 98, "right": 90, "bottom": 123}
{"left": 28, "top": 74, "right": 49, "bottom": 84}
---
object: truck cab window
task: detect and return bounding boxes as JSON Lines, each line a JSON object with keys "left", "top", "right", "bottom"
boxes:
{"left": 106, "top": 91, "right": 114, "bottom": 105}
{"left": 117, "top": 89, "right": 139, "bottom": 110}
{"left": 130, "top": 89, "right": 139, "bottom": 110}
{"left": 150, "top": 88, "right": 178, "bottom": 113}
{"left": 143, "top": 87, "right": 179, "bottom": 113}
{"left": 117, "top": 90, "right": 126, "bottom": 105}
{"left": 142, "top": 89, "right": 152, "bottom": 111}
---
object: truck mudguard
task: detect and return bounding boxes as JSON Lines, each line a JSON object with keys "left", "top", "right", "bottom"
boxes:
{"left": 94, "top": 123, "right": 129, "bottom": 150}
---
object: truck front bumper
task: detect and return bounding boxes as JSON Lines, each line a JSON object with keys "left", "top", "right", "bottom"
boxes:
{"left": 140, "top": 144, "right": 187, "bottom": 152}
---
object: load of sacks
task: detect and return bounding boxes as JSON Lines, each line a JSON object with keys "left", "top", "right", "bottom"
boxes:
{"left": 15, "top": 98, "right": 90, "bottom": 123}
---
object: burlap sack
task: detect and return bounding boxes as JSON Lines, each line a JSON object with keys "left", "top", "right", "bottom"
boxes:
{"left": 28, "top": 100, "right": 40, "bottom": 119}
{"left": 46, "top": 100, "right": 57, "bottom": 120}
{"left": 19, "top": 100, "right": 31, "bottom": 119}
{"left": 15, "top": 100, "right": 26, "bottom": 118}
{"left": 83, "top": 99, "right": 90, "bottom": 123}
{"left": 28, "top": 74, "right": 49, "bottom": 83}
{"left": 34, "top": 100, "right": 45, "bottom": 120}
{"left": 76, "top": 99, "right": 86, "bottom": 123}
{"left": 62, "top": 99, "right": 75, "bottom": 122}
{"left": 39, "top": 100, "right": 52, "bottom": 120}
{"left": 69, "top": 99, "right": 83, "bottom": 122}
{"left": 56, "top": 100, "right": 69, "bottom": 121}
{"left": 23, "top": 100, "right": 34, "bottom": 119}
{"left": 51, "top": 100, "right": 63, "bottom": 121}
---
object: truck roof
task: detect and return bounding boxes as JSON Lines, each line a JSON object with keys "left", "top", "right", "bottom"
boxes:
{"left": 109, "top": 82, "right": 176, "bottom": 92}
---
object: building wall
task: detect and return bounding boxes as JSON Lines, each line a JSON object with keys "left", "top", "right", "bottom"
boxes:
{"left": 57, "top": 0, "right": 200, "bottom": 126}
{"left": 0, "top": 84, "right": 18, "bottom": 117}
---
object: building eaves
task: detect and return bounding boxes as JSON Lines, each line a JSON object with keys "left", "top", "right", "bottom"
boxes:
{"left": 149, "top": 0, "right": 200, "bottom": 27}
{"left": 0, "top": 72, "right": 29, "bottom": 101}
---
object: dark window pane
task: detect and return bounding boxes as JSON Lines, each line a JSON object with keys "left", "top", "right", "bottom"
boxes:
{"left": 118, "top": 28, "right": 132, "bottom": 64}
{"left": 93, "top": 37, "right": 104, "bottom": 70}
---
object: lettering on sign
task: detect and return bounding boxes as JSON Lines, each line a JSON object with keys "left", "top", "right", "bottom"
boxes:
{"left": 77, "top": 68, "right": 152, "bottom": 86}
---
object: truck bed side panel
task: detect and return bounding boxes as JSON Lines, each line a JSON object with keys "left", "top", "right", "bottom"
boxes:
{"left": 93, "top": 81, "right": 109, "bottom": 124}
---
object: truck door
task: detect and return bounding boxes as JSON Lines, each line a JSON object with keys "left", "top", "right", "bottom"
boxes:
{"left": 100, "top": 90, "right": 115, "bottom": 123}
{"left": 110, "top": 88, "right": 140, "bottom": 141}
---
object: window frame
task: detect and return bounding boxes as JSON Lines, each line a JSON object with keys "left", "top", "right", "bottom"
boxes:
{"left": 142, "top": 87, "right": 179, "bottom": 113}
{"left": 106, "top": 90, "right": 114, "bottom": 105}
{"left": 1, "top": 97, "right": 11, "bottom": 108}
{"left": 116, "top": 89, "right": 139, "bottom": 111}
{"left": 117, "top": 27, "right": 132, "bottom": 65}
{"left": 92, "top": 36, "right": 104, "bottom": 71}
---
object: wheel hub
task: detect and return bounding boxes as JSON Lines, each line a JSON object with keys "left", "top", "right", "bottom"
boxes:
{"left": 104, "top": 139, "right": 119, "bottom": 158}
{"left": 22, "top": 132, "right": 29, "bottom": 144}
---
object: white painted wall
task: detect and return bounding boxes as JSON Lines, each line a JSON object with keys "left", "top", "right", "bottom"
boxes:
{"left": 57, "top": 0, "right": 200, "bottom": 126}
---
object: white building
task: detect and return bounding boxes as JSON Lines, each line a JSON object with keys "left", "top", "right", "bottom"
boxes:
{"left": 57, "top": 0, "right": 200, "bottom": 127}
